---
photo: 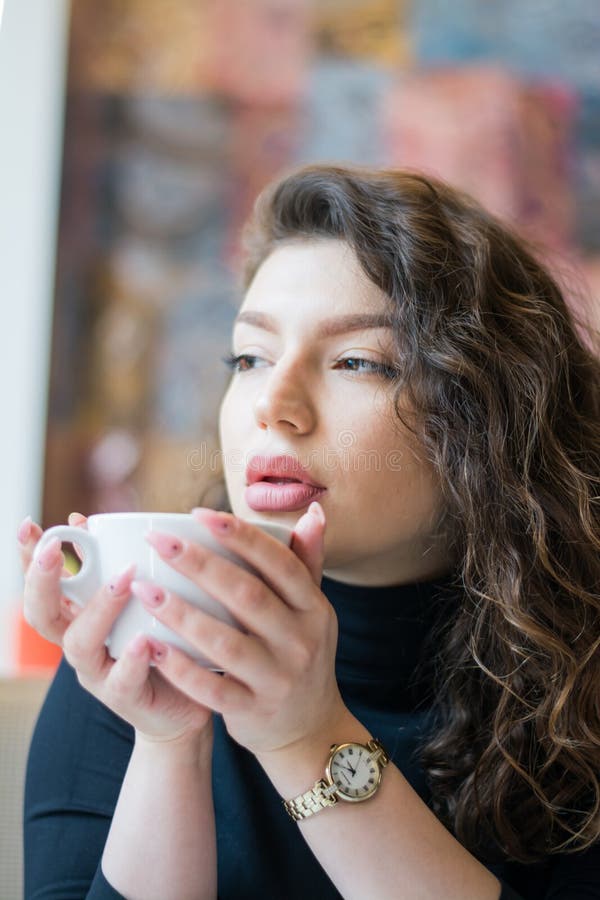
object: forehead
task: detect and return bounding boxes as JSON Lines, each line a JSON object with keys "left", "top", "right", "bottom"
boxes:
{"left": 239, "top": 238, "right": 392, "bottom": 322}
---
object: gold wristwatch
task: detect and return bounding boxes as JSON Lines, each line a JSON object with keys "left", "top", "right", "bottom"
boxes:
{"left": 283, "top": 738, "right": 389, "bottom": 822}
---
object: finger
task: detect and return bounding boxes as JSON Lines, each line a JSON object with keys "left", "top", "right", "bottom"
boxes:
{"left": 18, "top": 517, "right": 84, "bottom": 580}
{"left": 190, "top": 509, "right": 317, "bottom": 611}
{"left": 102, "top": 632, "right": 152, "bottom": 706}
{"left": 61, "top": 563, "right": 136, "bottom": 680}
{"left": 22, "top": 536, "right": 67, "bottom": 643}
{"left": 60, "top": 596, "right": 82, "bottom": 624}
{"left": 68, "top": 512, "right": 87, "bottom": 526}
{"left": 68, "top": 512, "right": 88, "bottom": 561}
{"left": 289, "top": 501, "right": 326, "bottom": 586}
{"left": 17, "top": 516, "right": 44, "bottom": 573}
{"left": 143, "top": 529, "right": 296, "bottom": 641}
{"left": 151, "top": 639, "right": 251, "bottom": 715}
{"left": 130, "top": 580, "right": 275, "bottom": 690}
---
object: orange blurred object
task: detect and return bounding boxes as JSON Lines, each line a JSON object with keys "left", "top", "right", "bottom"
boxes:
{"left": 15, "top": 549, "right": 79, "bottom": 674}
{"left": 15, "top": 609, "right": 61, "bottom": 675}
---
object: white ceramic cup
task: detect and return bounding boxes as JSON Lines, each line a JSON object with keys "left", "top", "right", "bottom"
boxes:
{"left": 32, "top": 512, "right": 293, "bottom": 668}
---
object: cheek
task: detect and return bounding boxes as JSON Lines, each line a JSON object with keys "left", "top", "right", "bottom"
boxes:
{"left": 218, "top": 388, "right": 240, "bottom": 447}
{"left": 350, "top": 419, "right": 441, "bottom": 518}
{"left": 384, "top": 457, "right": 444, "bottom": 535}
{"left": 217, "top": 397, "right": 228, "bottom": 439}
{"left": 218, "top": 389, "right": 259, "bottom": 488}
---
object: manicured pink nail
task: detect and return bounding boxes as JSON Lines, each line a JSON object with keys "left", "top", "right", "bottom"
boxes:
{"left": 108, "top": 563, "right": 137, "bottom": 596}
{"left": 145, "top": 530, "right": 184, "bottom": 558}
{"left": 36, "top": 537, "right": 62, "bottom": 571}
{"left": 191, "top": 507, "right": 233, "bottom": 533}
{"left": 17, "top": 516, "right": 32, "bottom": 544}
{"left": 130, "top": 580, "right": 165, "bottom": 608}
{"left": 68, "top": 512, "right": 86, "bottom": 527}
{"left": 148, "top": 638, "right": 168, "bottom": 662}
{"left": 308, "top": 501, "right": 324, "bottom": 523}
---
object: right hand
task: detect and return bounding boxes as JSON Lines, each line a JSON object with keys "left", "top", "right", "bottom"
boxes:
{"left": 18, "top": 514, "right": 213, "bottom": 745}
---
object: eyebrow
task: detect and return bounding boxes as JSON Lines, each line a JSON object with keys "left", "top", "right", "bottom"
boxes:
{"left": 233, "top": 310, "right": 393, "bottom": 338}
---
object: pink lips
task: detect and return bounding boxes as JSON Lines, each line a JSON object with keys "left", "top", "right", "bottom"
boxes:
{"left": 244, "top": 481, "right": 326, "bottom": 512}
{"left": 244, "top": 454, "right": 326, "bottom": 511}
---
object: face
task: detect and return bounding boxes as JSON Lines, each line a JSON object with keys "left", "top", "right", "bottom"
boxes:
{"left": 218, "top": 238, "right": 453, "bottom": 586}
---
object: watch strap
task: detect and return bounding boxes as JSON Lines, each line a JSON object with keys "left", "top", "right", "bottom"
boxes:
{"left": 283, "top": 778, "right": 339, "bottom": 821}
{"left": 365, "top": 738, "right": 390, "bottom": 767}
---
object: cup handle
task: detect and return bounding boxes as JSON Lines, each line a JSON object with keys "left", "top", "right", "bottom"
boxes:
{"left": 32, "top": 525, "right": 101, "bottom": 607}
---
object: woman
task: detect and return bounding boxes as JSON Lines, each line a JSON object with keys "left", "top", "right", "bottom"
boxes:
{"left": 20, "top": 164, "right": 600, "bottom": 899}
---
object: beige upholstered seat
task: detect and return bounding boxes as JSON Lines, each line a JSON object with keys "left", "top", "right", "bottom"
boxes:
{"left": 0, "top": 677, "right": 52, "bottom": 900}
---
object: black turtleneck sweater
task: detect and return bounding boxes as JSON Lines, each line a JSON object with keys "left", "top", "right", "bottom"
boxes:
{"left": 24, "top": 572, "right": 600, "bottom": 899}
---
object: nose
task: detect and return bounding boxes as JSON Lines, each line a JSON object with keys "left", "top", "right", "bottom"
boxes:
{"left": 253, "top": 359, "right": 316, "bottom": 434}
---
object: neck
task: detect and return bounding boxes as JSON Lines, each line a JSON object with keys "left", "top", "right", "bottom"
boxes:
{"left": 322, "top": 540, "right": 455, "bottom": 588}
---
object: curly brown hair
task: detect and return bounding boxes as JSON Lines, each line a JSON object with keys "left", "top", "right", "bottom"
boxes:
{"left": 236, "top": 162, "right": 600, "bottom": 865}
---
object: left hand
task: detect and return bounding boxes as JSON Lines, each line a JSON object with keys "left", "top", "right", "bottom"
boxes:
{"left": 131, "top": 502, "right": 348, "bottom": 755}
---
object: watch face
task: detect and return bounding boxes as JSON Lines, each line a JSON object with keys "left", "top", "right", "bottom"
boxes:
{"left": 327, "top": 742, "right": 382, "bottom": 802}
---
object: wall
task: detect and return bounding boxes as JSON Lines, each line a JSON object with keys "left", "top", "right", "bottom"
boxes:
{"left": 0, "top": 0, "right": 70, "bottom": 673}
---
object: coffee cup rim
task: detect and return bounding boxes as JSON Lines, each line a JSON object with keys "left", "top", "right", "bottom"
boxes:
{"left": 85, "top": 511, "right": 293, "bottom": 536}
{"left": 87, "top": 512, "right": 197, "bottom": 521}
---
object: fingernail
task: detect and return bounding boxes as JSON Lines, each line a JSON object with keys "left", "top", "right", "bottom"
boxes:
{"left": 36, "top": 537, "right": 62, "bottom": 571}
{"left": 191, "top": 508, "right": 233, "bottom": 533}
{"left": 145, "top": 530, "right": 184, "bottom": 558}
{"left": 148, "top": 638, "right": 168, "bottom": 662}
{"left": 17, "top": 515, "right": 32, "bottom": 544}
{"left": 308, "top": 501, "right": 325, "bottom": 524}
{"left": 68, "top": 512, "right": 86, "bottom": 526}
{"left": 131, "top": 580, "right": 165, "bottom": 608}
{"left": 108, "top": 563, "right": 137, "bottom": 596}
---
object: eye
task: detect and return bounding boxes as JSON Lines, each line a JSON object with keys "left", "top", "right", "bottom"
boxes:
{"left": 336, "top": 357, "right": 398, "bottom": 378}
{"left": 221, "top": 353, "right": 265, "bottom": 373}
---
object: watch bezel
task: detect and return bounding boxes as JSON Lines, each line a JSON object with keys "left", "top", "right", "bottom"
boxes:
{"left": 325, "top": 740, "right": 383, "bottom": 803}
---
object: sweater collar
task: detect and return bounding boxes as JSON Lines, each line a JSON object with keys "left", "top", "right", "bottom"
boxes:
{"left": 320, "top": 569, "right": 461, "bottom": 712}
